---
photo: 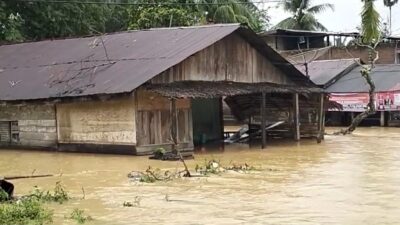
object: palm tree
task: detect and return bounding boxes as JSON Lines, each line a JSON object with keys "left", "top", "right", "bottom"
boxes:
{"left": 274, "top": 0, "right": 334, "bottom": 31}
{"left": 361, "top": 0, "right": 380, "bottom": 43}
{"left": 336, "top": 0, "right": 381, "bottom": 135}
{"left": 383, "top": 0, "right": 398, "bottom": 34}
{"left": 196, "top": 0, "right": 264, "bottom": 31}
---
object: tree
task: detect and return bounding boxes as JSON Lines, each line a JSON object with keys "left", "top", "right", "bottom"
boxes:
{"left": 128, "top": 0, "right": 201, "bottom": 29}
{"left": 0, "top": 2, "right": 23, "bottom": 42}
{"left": 335, "top": 0, "right": 381, "bottom": 135}
{"left": 274, "top": 0, "right": 334, "bottom": 31}
{"left": 384, "top": 0, "right": 398, "bottom": 34}
{"left": 197, "top": 0, "right": 268, "bottom": 32}
{"left": 0, "top": 0, "right": 269, "bottom": 42}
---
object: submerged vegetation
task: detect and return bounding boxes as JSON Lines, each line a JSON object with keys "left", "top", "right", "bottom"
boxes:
{"left": 195, "top": 159, "right": 261, "bottom": 175}
{"left": 0, "top": 182, "right": 92, "bottom": 225}
{"left": 30, "top": 182, "right": 70, "bottom": 204}
{"left": 67, "top": 208, "right": 93, "bottom": 224}
{"left": 0, "top": 197, "right": 53, "bottom": 225}
{"left": 128, "top": 159, "right": 261, "bottom": 183}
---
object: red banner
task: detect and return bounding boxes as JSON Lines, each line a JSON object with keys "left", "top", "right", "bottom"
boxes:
{"left": 330, "top": 92, "right": 400, "bottom": 112}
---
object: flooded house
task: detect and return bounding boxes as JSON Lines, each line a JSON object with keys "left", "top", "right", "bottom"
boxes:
{"left": 326, "top": 64, "right": 400, "bottom": 127}
{"left": 291, "top": 57, "right": 400, "bottom": 127}
{"left": 0, "top": 24, "right": 323, "bottom": 155}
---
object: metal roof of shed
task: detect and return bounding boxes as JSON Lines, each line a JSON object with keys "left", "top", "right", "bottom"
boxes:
{"left": 326, "top": 64, "right": 400, "bottom": 93}
{"left": 295, "top": 59, "right": 358, "bottom": 86}
{"left": 0, "top": 24, "right": 312, "bottom": 101}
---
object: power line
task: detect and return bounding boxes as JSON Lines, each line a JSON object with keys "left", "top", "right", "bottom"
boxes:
{"left": 14, "top": 0, "right": 285, "bottom": 5}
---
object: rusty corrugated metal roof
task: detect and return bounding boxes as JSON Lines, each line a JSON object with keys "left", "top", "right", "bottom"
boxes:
{"left": 0, "top": 24, "right": 312, "bottom": 101}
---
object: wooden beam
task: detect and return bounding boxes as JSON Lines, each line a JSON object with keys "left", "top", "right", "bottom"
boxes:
{"left": 261, "top": 92, "right": 266, "bottom": 149}
{"left": 293, "top": 93, "right": 300, "bottom": 141}
{"left": 170, "top": 98, "right": 178, "bottom": 153}
{"left": 380, "top": 111, "right": 385, "bottom": 127}
{"left": 317, "top": 93, "right": 325, "bottom": 143}
{"left": 219, "top": 97, "right": 224, "bottom": 140}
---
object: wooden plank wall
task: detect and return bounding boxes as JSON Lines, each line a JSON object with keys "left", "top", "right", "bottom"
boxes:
{"left": 0, "top": 104, "right": 57, "bottom": 147}
{"left": 56, "top": 97, "right": 136, "bottom": 145}
{"left": 135, "top": 89, "right": 192, "bottom": 147}
{"left": 150, "top": 33, "right": 293, "bottom": 85}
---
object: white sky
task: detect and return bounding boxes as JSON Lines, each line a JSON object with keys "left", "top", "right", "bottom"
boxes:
{"left": 260, "top": 0, "right": 400, "bottom": 35}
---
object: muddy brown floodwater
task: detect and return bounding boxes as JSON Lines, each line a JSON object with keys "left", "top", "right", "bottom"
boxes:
{"left": 1, "top": 127, "right": 400, "bottom": 225}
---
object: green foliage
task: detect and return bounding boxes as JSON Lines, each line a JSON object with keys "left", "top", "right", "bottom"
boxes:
{"left": 67, "top": 208, "right": 93, "bottom": 224}
{"left": 198, "top": 0, "right": 268, "bottom": 32}
{"left": 30, "top": 182, "right": 70, "bottom": 204}
{"left": 0, "top": 1, "right": 23, "bottom": 42}
{"left": 0, "top": 198, "right": 53, "bottom": 225}
{"left": 0, "top": 182, "right": 72, "bottom": 225}
{"left": 275, "top": 0, "right": 334, "bottom": 31}
{"left": 195, "top": 159, "right": 225, "bottom": 175}
{"left": 128, "top": 0, "right": 200, "bottom": 29}
{"left": 195, "top": 159, "right": 260, "bottom": 175}
{"left": 0, "top": 188, "right": 9, "bottom": 202}
{"left": 0, "top": 0, "right": 269, "bottom": 42}
{"left": 361, "top": 0, "right": 381, "bottom": 44}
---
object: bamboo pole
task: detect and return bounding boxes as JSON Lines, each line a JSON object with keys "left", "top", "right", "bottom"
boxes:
{"left": 3, "top": 174, "right": 53, "bottom": 180}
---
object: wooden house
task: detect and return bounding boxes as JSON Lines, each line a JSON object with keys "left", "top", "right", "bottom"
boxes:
{"left": 0, "top": 24, "right": 323, "bottom": 155}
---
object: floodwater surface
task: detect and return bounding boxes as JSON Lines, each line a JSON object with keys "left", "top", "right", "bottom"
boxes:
{"left": 1, "top": 127, "right": 400, "bottom": 225}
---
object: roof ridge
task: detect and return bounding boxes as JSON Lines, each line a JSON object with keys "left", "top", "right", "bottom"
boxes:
{"left": 0, "top": 24, "right": 241, "bottom": 47}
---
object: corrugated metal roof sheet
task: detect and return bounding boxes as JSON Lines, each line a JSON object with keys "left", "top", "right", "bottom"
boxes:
{"left": 326, "top": 64, "right": 400, "bottom": 93}
{"left": 295, "top": 59, "right": 358, "bottom": 86}
{"left": 0, "top": 24, "right": 312, "bottom": 101}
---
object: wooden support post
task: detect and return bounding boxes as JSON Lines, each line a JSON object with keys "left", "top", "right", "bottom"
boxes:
{"left": 380, "top": 111, "right": 385, "bottom": 127}
{"left": 170, "top": 98, "right": 178, "bottom": 153}
{"left": 261, "top": 92, "right": 266, "bottom": 149}
{"left": 219, "top": 97, "right": 224, "bottom": 140}
{"left": 317, "top": 93, "right": 325, "bottom": 143}
{"left": 248, "top": 115, "right": 252, "bottom": 142}
{"left": 293, "top": 93, "right": 300, "bottom": 141}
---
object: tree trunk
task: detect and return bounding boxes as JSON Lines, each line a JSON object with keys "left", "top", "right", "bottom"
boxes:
{"left": 334, "top": 50, "right": 376, "bottom": 135}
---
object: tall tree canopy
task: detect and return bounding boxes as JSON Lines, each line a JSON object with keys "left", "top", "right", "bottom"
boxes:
{"left": 361, "top": 0, "right": 381, "bottom": 43}
{"left": 0, "top": 0, "right": 268, "bottom": 43}
{"left": 274, "top": 0, "right": 334, "bottom": 31}
{"left": 197, "top": 0, "right": 268, "bottom": 32}
{"left": 383, "top": 0, "right": 398, "bottom": 34}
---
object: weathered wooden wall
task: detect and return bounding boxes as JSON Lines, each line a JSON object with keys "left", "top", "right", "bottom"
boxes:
{"left": 56, "top": 97, "right": 136, "bottom": 145}
{"left": 0, "top": 104, "right": 57, "bottom": 147}
{"left": 150, "top": 33, "right": 293, "bottom": 85}
{"left": 135, "top": 89, "right": 192, "bottom": 154}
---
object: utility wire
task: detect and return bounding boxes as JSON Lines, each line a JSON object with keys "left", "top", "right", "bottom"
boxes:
{"left": 14, "top": 0, "right": 285, "bottom": 5}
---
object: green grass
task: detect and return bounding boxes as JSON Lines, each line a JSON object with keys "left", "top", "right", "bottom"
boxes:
{"left": 0, "top": 198, "right": 53, "bottom": 225}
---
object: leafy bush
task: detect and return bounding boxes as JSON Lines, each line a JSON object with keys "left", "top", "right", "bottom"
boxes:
{"left": 30, "top": 182, "right": 69, "bottom": 204}
{"left": 67, "top": 208, "right": 93, "bottom": 224}
{"left": 0, "top": 198, "right": 53, "bottom": 225}
{"left": 0, "top": 188, "right": 8, "bottom": 202}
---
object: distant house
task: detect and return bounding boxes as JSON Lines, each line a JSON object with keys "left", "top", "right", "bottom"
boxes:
{"left": 294, "top": 58, "right": 359, "bottom": 89}
{"left": 326, "top": 64, "right": 400, "bottom": 127}
{"left": 0, "top": 24, "right": 322, "bottom": 155}
{"left": 260, "top": 29, "right": 400, "bottom": 65}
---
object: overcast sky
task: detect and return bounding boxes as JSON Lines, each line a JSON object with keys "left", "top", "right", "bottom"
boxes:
{"left": 260, "top": 0, "right": 400, "bottom": 35}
